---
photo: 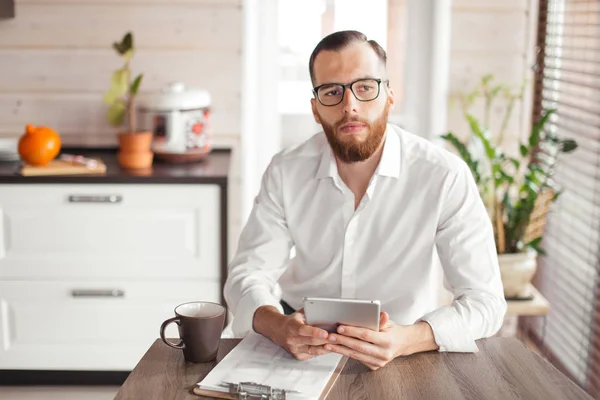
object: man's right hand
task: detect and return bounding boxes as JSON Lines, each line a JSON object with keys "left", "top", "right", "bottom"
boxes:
{"left": 253, "top": 305, "right": 331, "bottom": 360}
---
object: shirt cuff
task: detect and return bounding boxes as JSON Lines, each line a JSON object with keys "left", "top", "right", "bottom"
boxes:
{"left": 231, "top": 290, "right": 284, "bottom": 338}
{"left": 419, "top": 306, "right": 479, "bottom": 353}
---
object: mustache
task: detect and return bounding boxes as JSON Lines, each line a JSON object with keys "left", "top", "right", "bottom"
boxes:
{"left": 334, "top": 116, "right": 371, "bottom": 129}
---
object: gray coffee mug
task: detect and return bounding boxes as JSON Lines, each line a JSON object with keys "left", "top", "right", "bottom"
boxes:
{"left": 160, "top": 301, "right": 226, "bottom": 363}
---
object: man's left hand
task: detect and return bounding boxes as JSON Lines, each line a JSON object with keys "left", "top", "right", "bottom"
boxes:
{"left": 323, "top": 312, "right": 439, "bottom": 370}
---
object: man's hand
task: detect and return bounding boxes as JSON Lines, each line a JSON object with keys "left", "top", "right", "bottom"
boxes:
{"left": 324, "top": 312, "right": 440, "bottom": 370}
{"left": 253, "top": 306, "right": 330, "bottom": 361}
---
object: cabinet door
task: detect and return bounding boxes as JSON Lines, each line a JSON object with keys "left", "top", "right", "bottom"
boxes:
{"left": 0, "top": 280, "right": 221, "bottom": 370}
{"left": 0, "top": 184, "right": 220, "bottom": 279}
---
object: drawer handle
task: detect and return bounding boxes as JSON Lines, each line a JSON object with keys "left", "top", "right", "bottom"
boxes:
{"left": 71, "top": 289, "right": 125, "bottom": 298}
{"left": 68, "top": 195, "right": 123, "bottom": 204}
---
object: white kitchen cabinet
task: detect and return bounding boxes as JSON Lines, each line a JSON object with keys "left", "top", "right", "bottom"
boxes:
{"left": 0, "top": 184, "right": 219, "bottom": 280}
{"left": 0, "top": 280, "right": 220, "bottom": 370}
{"left": 0, "top": 183, "right": 224, "bottom": 371}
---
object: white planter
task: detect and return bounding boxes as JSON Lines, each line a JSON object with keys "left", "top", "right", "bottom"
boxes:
{"left": 498, "top": 251, "right": 538, "bottom": 298}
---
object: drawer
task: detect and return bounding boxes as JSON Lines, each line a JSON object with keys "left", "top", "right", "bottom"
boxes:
{"left": 0, "top": 184, "right": 221, "bottom": 279}
{"left": 0, "top": 280, "right": 222, "bottom": 370}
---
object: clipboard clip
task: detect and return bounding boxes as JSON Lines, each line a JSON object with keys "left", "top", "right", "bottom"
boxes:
{"left": 222, "top": 381, "right": 291, "bottom": 400}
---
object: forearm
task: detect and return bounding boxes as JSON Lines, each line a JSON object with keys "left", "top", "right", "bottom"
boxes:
{"left": 396, "top": 321, "right": 440, "bottom": 357}
{"left": 253, "top": 305, "right": 285, "bottom": 341}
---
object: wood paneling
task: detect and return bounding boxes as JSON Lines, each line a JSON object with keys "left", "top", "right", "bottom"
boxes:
{"left": 0, "top": 91, "right": 240, "bottom": 138}
{"left": 0, "top": 3, "right": 241, "bottom": 50}
{"left": 0, "top": 49, "right": 240, "bottom": 92}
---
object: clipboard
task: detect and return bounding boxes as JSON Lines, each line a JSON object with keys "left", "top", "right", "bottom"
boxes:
{"left": 191, "top": 331, "right": 349, "bottom": 400}
{"left": 192, "top": 355, "right": 347, "bottom": 399}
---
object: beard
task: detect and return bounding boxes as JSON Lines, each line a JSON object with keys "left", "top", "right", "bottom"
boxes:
{"left": 319, "top": 103, "right": 390, "bottom": 164}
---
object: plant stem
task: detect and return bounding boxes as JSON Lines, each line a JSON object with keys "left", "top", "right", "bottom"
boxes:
{"left": 125, "top": 59, "right": 136, "bottom": 134}
{"left": 495, "top": 199, "right": 505, "bottom": 253}
{"left": 127, "top": 96, "right": 135, "bottom": 134}
{"left": 497, "top": 96, "right": 516, "bottom": 147}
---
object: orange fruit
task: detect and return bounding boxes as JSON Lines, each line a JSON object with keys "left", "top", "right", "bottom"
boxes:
{"left": 18, "top": 124, "right": 61, "bottom": 166}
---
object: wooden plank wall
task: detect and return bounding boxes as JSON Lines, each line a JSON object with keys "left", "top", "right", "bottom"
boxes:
{"left": 447, "top": 0, "right": 538, "bottom": 154}
{"left": 0, "top": 0, "right": 243, "bottom": 259}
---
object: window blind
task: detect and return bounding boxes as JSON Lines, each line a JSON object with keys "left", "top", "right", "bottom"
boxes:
{"left": 529, "top": 0, "right": 600, "bottom": 397}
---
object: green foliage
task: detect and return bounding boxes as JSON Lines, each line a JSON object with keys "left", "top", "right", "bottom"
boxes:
{"left": 103, "top": 32, "right": 143, "bottom": 133}
{"left": 441, "top": 75, "right": 578, "bottom": 255}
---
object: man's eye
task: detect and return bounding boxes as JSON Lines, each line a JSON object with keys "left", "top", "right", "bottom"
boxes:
{"left": 324, "top": 89, "right": 342, "bottom": 96}
{"left": 357, "top": 85, "right": 375, "bottom": 92}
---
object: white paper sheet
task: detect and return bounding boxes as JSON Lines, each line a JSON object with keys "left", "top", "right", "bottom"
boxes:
{"left": 197, "top": 331, "right": 344, "bottom": 400}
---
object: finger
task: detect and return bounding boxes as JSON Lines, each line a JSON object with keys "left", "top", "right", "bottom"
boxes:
{"left": 379, "top": 312, "right": 389, "bottom": 329}
{"left": 310, "top": 345, "right": 331, "bottom": 357}
{"left": 298, "top": 335, "right": 330, "bottom": 346}
{"left": 327, "top": 333, "right": 388, "bottom": 359}
{"left": 292, "top": 311, "right": 307, "bottom": 324}
{"left": 325, "top": 344, "right": 384, "bottom": 368}
{"left": 296, "top": 323, "right": 329, "bottom": 340}
{"left": 337, "top": 325, "right": 386, "bottom": 346}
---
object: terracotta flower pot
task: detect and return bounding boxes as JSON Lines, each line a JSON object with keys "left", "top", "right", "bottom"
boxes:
{"left": 117, "top": 131, "right": 154, "bottom": 169}
{"left": 498, "top": 251, "right": 537, "bottom": 298}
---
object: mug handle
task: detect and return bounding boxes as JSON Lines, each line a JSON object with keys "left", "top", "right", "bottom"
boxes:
{"left": 160, "top": 317, "right": 184, "bottom": 349}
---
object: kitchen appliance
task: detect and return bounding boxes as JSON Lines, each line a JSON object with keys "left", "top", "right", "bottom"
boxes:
{"left": 138, "top": 82, "right": 212, "bottom": 163}
{"left": 0, "top": 138, "right": 19, "bottom": 162}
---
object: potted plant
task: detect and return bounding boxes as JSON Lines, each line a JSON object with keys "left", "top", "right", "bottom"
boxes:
{"left": 441, "top": 75, "right": 578, "bottom": 298}
{"left": 103, "top": 31, "right": 153, "bottom": 169}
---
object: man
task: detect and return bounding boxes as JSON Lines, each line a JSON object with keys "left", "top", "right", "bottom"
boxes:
{"left": 224, "top": 30, "right": 506, "bottom": 370}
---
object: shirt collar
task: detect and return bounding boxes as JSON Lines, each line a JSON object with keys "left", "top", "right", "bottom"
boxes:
{"left": 315, "top": 124, "right": 401, "bottom": 180}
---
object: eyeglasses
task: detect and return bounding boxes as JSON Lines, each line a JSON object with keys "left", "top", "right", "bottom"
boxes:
{"left": 313, "top": 78, "right": 389, "bottom": 107}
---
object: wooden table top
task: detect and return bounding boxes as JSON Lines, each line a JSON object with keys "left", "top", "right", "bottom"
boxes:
{"left": 115, "top": 337, "right": 592, "bottom": 400}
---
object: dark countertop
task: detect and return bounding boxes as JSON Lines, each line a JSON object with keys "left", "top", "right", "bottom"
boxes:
{"left": 0, "top": 148, "right": 231, "bottom": 184}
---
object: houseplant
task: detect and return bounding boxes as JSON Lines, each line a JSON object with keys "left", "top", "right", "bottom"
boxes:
{"left": 441, "top": 75, "right": 578, "bottom": 298}
{"left": 103, "top": 32, "right": 153, "bottom": 169}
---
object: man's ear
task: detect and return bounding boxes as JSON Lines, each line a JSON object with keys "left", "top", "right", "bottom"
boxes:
{"left": 311, "top": 98, "right": 322, "bottom": 124}
{"left": 386, "top": 83, "right": 396, "bottom": 112}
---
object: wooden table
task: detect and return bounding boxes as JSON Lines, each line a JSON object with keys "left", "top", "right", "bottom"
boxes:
{"left": 115, "top": 337, "right": 592, "bottom": 400}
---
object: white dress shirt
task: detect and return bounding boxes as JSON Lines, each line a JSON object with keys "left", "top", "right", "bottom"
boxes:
{"left": 224, "top": 124, "right": 507, "bottom": 352}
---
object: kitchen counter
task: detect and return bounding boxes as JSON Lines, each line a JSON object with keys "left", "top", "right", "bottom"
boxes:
{"left": 0, "top": 147, "right": 232, "bottom": 382}
{"left": 0, "top": 147, "right": 230, "bottom": 184}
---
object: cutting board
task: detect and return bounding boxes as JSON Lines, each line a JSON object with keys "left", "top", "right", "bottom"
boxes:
{"left": 21, "top": 158, "right": 107, "bottom": 176}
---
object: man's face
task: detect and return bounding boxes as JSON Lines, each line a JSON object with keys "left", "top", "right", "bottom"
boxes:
{"left": 311, "top": 42, "right": 395, "bottom": 164}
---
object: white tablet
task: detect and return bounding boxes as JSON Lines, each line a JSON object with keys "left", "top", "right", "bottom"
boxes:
{"left": 303, "top": 297, "right": 381, "bottom": 333}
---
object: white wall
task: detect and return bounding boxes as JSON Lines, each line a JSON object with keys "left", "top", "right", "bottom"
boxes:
{"left": 0, "top": 0, "right": 244, "bottom": 258}
{"left": 447, "top": 0, "right": 539, "bottom": 149}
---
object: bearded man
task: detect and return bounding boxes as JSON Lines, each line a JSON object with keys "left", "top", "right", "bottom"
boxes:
{"left": 224, "top": 30, "right": 506, "bottom": 370}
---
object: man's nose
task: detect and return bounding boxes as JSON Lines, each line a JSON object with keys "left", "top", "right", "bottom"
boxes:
{"left": 341, "top": 86, "right": 359, "bottom": 114}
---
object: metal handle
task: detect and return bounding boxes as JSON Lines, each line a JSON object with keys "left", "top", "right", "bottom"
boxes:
{"left": 71, "top": 289, "right": 125, "bottom": 298}
{"left": 68, "top": 195, "right": 123, "bottom": 204}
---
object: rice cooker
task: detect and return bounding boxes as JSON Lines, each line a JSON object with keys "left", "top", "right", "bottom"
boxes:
{"left": 137, "top": 82, "right": 212, "bottom": 161}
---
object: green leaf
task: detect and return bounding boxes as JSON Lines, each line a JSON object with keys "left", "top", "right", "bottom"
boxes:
{"left": 561, "top": 139, "right": 578, "bottom": 153}
{"left": 130, "top": 74, "right": 143, "bottom": 96}
{"left": 526, "top": 237, "right": 546, "bottom": 255}
{"left": 482, "top": 74, "right": 494, "bottom": 86}
{"left": 552, "top": 190, "right": 563, "bottom": 201}
{"left": 113, "top": 32, "right": 133, "bottom": 55}
{"left": 103, "top": 68, "right": 129, "bottom": 105}
{"left": 507, "top": 157, "right": 520, "bottom": 170}
{"left": 107, "top": 102, "right": 126, "bottom": 126}
{"left": 111, "top": 68, "right": 129, "bottom": 93}
{"left": 530, "top": 108, "right": 555, "bottom": 148}
{"left": 440, "top": 133, "right": 481, "bottom": 183}
{"left": 520, "top": 144, "right": 528, "bottom": 157}
{"left": 102, "top": 87, "right": 120, "bottom": 105}
{"left": 466, "top": 114, "right": 495, "bottom": 160}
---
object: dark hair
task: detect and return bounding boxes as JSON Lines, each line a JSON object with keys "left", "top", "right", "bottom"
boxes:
{"left": 309, "top": 30, "right": 387, "bottom": 85}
